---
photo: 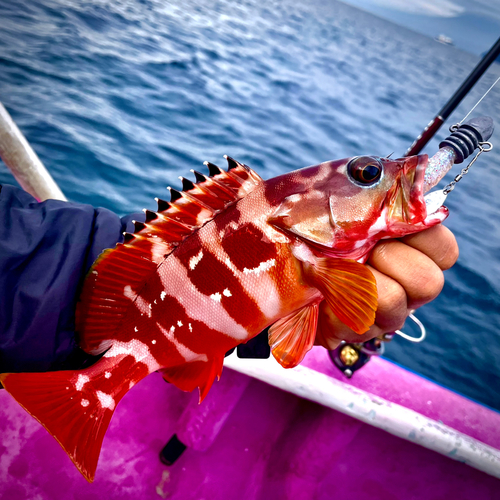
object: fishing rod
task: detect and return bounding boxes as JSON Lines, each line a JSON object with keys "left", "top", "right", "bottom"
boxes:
{"left": 405, "top": 36, "right": 500, "bottom": 156}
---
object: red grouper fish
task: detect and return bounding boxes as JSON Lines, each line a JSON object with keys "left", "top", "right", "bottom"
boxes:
{"left": 0, "top": 153, "right": 450, "bottom": 481}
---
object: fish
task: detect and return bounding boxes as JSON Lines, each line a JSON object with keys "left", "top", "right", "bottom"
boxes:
{"left": 0, "top": 152, "right": 450, "bottom": 482}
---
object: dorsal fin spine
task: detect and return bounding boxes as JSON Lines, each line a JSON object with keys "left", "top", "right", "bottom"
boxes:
{"left": 218, "top": 170, "right": 246, "bottom": 190}
{"left": 143, "top": 209, "right": 158, "bottom": 222}
{"left": 180, "top": 190, "right": 217, "bottom": 214}
{"left": 192, "top": 170, "right": 207, "bottom": 183}
{"left": 187, "top": 181, "right": 227, "bottom": 209}
{"left": 224, "top": 155, "right": 239, "bottom": 170}
{"left": 168, "top": 187, "right": 182, "bottom": 202}
{"left": 204, "top": 161, "right": 222, "bottom": 176}
{"left": 186, "top": 177, "right": 214, "bottom": 196}
{"left": 161, "top": 202, "right": 198, "bottom": 221}
{"left": 123, "top": 232, "right": 135, "bottom": 243}
{"left": 160, "top": 232, "right": 184, "bottom": 242}
{"left": 205, "top": 175, "right": 238, "bottom": 197}
{"left": 156, "top": 214, "right": 194, "bottom": 232}
{"left": 155, "top": 197, "right": 170, "bottom": 212}
{"left": 133, "top": 220, "right": 146, "bottom": 232}
{"left": 226, "top": 169, "right": 248, "bottom": 184}
{"left": 180, "top": 177, "right": 195, "bottom": 191}
{"left": 195, "top": 179, "right": 235, "bottom": 203}
{"left": 224, "top": 155, "right": 251, "bottom": 171}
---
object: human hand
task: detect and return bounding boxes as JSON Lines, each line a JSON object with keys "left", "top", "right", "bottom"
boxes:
{"left": 314, "top": 224, "right": 459, "bottom": 349}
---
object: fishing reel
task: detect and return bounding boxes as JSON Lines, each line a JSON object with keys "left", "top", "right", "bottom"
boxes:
{"left": 329, "top": 336, "right": 389, "bottom": 378}
{"left": 329, "top": 314, "right": 425, "bottom": 377}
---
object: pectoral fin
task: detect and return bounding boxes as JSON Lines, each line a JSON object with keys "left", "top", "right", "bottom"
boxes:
{"left": 269, "top": 302, "right": 319, "bottom": 369}
{"left": 305, "top": 257, "right": 378, "bottom": 335}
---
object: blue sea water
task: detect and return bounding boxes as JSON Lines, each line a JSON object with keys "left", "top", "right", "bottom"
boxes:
{"left": 0, "top": 0, "right": 499, "bottom": 410}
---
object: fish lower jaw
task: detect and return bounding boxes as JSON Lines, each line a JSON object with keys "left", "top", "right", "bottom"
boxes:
{"left": 422, "top": 190, "right": 449, "bottom": 225}
{"left": 384, "top": 204, "right": 448, "bottom": 238}
{"left": 422, "top": 205, "right": 449, "bottom": 226}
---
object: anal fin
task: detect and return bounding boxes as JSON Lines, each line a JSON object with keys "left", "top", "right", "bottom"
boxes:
{"left": 161, "top": 355, "right": 224, "bottom": 403}
{"left": 269, "top": 302, "right": 319, "bottom": 368}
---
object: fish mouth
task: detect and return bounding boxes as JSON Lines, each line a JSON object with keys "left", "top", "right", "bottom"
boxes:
{"left": 385, "top": 155, "right": 448, "bottom": 228}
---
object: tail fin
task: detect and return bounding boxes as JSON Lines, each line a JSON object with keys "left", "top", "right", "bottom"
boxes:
{"left": 0, "top": 354, "right": 148, "bottom": 482}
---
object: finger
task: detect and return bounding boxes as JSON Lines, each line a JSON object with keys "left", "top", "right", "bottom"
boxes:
{"left": 367, "top": 265, "right": 408, "bottom": 331}
{"left": 368, "top": 240, "right": 444, "bottom": 310}
{"left": 315, "top": 304, "right": 384, "bottom": 348}
{"left": 401, "top": 224, "right": 458, "bottom": 271}
{"left": 315, "top": 266, "right": 408, "bottom": 347}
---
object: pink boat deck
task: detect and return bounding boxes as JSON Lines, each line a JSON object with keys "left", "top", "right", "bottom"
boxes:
{"left": 1, "top": 349, "right": 499, "bottom": 500}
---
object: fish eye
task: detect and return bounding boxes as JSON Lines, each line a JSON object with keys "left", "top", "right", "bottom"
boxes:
{"left": 347, "top": 156, "right": 383, "bottom": 186}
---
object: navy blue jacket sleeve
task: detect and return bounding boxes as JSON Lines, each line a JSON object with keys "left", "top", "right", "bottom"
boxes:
{"left": 0, "top": 184, "right": 142, "bottom": 373}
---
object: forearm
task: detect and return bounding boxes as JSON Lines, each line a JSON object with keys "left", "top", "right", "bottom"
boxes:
{"left": 0, "top": 184, "right": 137, "bottom": 373}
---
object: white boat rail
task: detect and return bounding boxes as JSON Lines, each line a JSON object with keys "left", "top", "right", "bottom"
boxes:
{"left": 0, "top": 102, "right": 66, "bottom": 201}
{"left": 225, "top": 354, "right": 500, "bottom": 480}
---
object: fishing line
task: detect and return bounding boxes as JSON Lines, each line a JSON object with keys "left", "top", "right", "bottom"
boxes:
{"left": 458, "top": 75, "right": 500, "bottom": 125}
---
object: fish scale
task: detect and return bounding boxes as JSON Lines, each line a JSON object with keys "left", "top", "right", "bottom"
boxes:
{"left": 0, "top": 152, "right": 451, "bottom": 482}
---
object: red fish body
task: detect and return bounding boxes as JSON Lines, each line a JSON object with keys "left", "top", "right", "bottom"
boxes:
{"left": 0, "top": 154, "right": 448, "bottom": 481}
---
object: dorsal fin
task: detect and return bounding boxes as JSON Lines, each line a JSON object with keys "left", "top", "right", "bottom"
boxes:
{"left": 77, "top": 157, "right": 262, "bottom": 354}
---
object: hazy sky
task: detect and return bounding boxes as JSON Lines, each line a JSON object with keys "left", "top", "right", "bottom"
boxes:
{"left": 340, "top": 0, "right": 500, "bottom": 55}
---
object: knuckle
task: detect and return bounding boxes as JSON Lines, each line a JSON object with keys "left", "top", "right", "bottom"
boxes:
{"left": 376, "top": 280, "right": 408, "bottom": 331}
{"left": 386, "top": 313, "right": 407, "bottom": 333}
{"left": 439, "top": 232, "right": 459, "bottom": 270}
{"left": 408, "top": 266, "right": 444, "bottom": 308}
{"left": 383, "top": 278, "right": 407, "bottom": 310}
{"left": 370, "top": 241, "right": 392, "bottom": 266}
